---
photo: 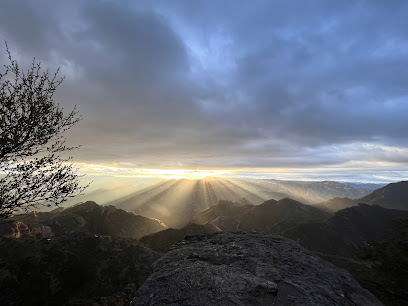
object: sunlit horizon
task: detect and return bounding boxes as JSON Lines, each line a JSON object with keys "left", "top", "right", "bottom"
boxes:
{"left": 75, "top": 162, "right": 408, "bottom": 184}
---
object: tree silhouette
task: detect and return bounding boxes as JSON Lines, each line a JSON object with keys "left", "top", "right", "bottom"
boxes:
{"left": 0, "top": 44, "right": 88, "bottom": 219}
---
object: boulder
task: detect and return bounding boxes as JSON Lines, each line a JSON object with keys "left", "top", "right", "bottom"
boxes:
{"left": 132, "top": 232, "right": 382, "bottom": 305}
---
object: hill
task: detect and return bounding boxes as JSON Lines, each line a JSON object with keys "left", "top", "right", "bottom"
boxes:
{"left": 0, "top": 201, "right": 166, "bottom": 240}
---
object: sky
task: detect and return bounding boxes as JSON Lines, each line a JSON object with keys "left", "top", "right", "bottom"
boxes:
{"left": 1, "top": 0, "right": 408, "bottom": 183}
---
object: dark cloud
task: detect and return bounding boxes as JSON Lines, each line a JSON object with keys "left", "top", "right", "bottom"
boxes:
{"left": 1, "top": 0, "right": 408, "bottom": 179}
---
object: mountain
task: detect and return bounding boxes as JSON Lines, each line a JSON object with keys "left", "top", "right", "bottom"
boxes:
{"left": 358, "top": 181, "right": 408, "bottom": 210}
{"left": 316, "top": 181, "right": 408, "bottom": 212}
{"left": 283, "top": 203, "right": 408, "bottom": 257}
{"left": 192, "top": 198, "right": 330, "bottom": 234}
{"left": 0, "top": 201, "right": 166, "bottom": 240}
{"left": 0, "top": 232, "right": 160, "bottom": 305}
{"left": 110, "top": 177, "right": 373, "bottom": 227}
{"left": 240, "top": 198, "right": 331, "bottom": 233}
{"left": 139, "top": 197, "right": 330, "bottom": 253}
{"left": 132, "top": 232, "right": 381, "bottom": 305}
{"left": 139, "top": 223, "right": 220, "bottom": 253}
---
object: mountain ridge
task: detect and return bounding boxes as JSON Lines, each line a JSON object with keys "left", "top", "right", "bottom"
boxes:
{"left": 0, "top": 201, "right": 166, "bottom": 240}
{"left": 316, "top": 181, "right": 408, "bottom": 212}
{"left": 139, "top": 198, "right": 330, "bottom": 253}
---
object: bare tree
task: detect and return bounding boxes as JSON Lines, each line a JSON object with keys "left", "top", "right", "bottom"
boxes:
{"left": 0, "top": 44, "right": 88, "bottom": 219}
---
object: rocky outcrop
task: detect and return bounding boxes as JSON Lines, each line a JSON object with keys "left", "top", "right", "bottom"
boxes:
{"left": 131, "top": 232, "right": 382, "bottom": 305}
{"left": 0, "top": 221, "right": 30, "bottom": 238}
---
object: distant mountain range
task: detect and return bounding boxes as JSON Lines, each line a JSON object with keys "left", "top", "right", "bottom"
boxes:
{"left": 316, "top": 181, "right": 408, "bottom": 212}
{"left": 260, "top": 179, "right": 381, "bottom": 201}
{"left": 142, "top": 195, "right": 408, "bottom": 257}
{"left": 108, "top": 178, "right": 379, "bottom": 227}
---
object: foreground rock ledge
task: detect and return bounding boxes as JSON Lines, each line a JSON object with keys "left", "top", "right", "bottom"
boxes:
{"left": 132, "top": 232, "right": 382, "bottom": 306}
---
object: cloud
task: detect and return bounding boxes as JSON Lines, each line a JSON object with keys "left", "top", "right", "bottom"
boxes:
{"left": 1, "top": 0, "right": 408, "bottom": 181}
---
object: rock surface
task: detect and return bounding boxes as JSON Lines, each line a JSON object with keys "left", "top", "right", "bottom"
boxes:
{"left": 131, "top": 232, "right": 382, "bottom": 305}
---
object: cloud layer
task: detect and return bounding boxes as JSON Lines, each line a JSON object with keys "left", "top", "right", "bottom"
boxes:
{"left": 1, "top": 0, "right": 407, "bottom": 181}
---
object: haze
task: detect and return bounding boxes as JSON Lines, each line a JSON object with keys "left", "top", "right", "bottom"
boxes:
{"left": 1, "top": 0, "right": 407, "bottom": 184}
